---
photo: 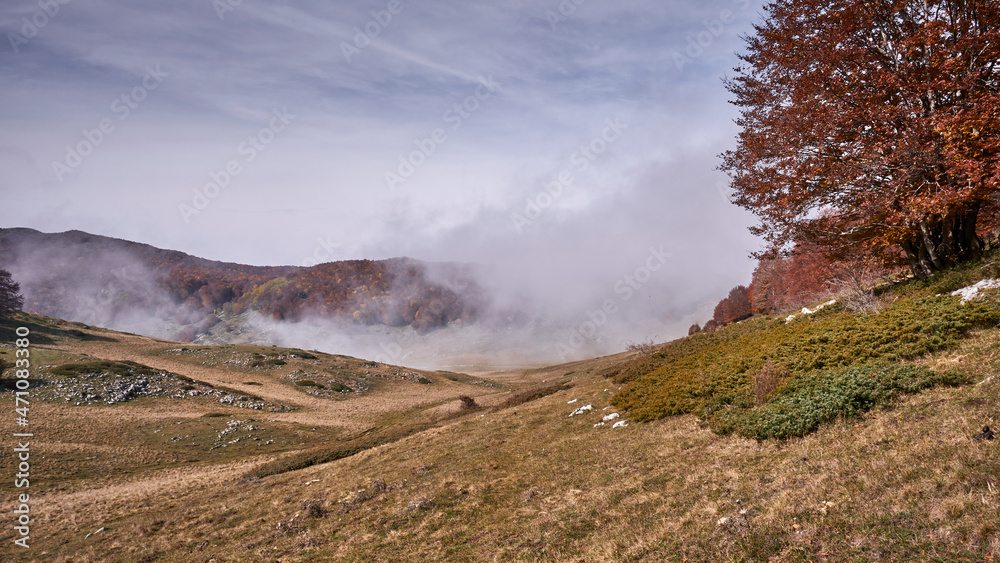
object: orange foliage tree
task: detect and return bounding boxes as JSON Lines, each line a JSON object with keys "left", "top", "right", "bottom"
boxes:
{"left": 749, "top": 241, "right": 837, "bottom": 313}
{"left": 720, "top": 0, "right": 1000, "bottom": 279}
{"left": 713, "top": 285, "right": 753, "bottom": 325}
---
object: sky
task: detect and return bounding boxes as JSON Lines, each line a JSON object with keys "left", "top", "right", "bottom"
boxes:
{"left": 0, "top": 0, "right": 766, "bottom": 356}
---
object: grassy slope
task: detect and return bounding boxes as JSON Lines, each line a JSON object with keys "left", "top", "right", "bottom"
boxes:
{"left": 0, "top": 262, "right": 998, "bottom": 561}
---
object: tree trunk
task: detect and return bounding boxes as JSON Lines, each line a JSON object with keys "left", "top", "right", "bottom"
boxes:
{"left": 901, "top": 206, "right": 983, "bottom": 280}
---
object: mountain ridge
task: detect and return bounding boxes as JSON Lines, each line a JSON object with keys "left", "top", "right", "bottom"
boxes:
{"left": 0, "top": 227, "right": 487, "bottom": 340}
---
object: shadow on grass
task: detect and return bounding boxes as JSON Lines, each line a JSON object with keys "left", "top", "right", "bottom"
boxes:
{"left": 0, "top": 378, "right": 48, "bottom": 391}
{"left": 0, "top": 312, "right": 117, "bottom": 346}
{"left": 244, "top": 421, "right": 435, "bottom": 481}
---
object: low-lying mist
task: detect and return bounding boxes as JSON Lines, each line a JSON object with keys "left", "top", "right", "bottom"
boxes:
{"left": 1, "top": 164, "right": 753, "bottom": 372}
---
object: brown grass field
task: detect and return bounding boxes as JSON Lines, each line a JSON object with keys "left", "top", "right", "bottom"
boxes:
{"left": 0, "top": 309, "right": 997, "bottom": 562}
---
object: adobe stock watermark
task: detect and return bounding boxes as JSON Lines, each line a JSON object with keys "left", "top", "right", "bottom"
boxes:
{"left": 179, "top": 107, "right": 296, "bottom": 223}
{"left": 7, "top": 0, "right": 71, "bottom": 54}
{"left": 300, "top": 236, "right": 345, "bottom": 267}
{"left": 672, "top": 0, "right": 751, "bottom": 72}
{"left": 511, "top": 116, "right": 627, "bottom": 233}
{"left": 554, "top": 245, "right": 671, "bottom": 360}
{"left": 384, "top": 75, "right": 500, "bottom": 191}
{"left": 213, "top": 0, "right": 244, "bottom": 21}
{"left": 51, "top": 65, "right": 169, "bottom": 182}
{"left": 340, "top": 0, "right": 414, "bottom": 62}
{"left": 11, "top": 326, "right": 33, "bottom": 549}
{"left": 544, "top": 0, "right": 588, "bottom": 31}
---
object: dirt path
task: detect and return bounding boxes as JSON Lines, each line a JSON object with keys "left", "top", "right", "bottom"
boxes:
{"left": 54, "top": 334, "right": 500, "bottom": 431}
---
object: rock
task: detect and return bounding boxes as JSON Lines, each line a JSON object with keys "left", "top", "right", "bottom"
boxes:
{"left": 974, "top": 426, "right": 995, "bottom": 441}
{"left": 408, "top": 499, "right": 435, "bottom": 511}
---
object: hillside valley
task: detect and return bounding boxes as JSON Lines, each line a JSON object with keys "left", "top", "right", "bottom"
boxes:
{"left": 1, "top": 252, "right": 998, "bottom": 561}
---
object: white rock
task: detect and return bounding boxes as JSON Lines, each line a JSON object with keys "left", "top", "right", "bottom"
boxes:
{"left": 951, "top": 279, "right": 1000, "bottom": 303}
{"left": 602, "top": 413, "right": 620, "bottom": 422}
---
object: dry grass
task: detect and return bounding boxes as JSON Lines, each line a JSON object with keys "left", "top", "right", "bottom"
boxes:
{"left": 752, "top": 359, "right": 788, "bottom": 406}
{"left": 0, "top": 312, "right": 998, "bottom": 561}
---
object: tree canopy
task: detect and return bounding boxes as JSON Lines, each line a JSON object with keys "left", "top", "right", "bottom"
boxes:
{"left": 721, "top": 0, "right": 1000, "bottom": 278}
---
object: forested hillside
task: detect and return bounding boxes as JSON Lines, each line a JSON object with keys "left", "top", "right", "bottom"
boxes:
{"left": 0, "top": 228, "right": 486, "bottom": 340}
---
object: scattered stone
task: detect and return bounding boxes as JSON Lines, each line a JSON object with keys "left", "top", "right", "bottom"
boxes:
{"left": 520, "top": 488, "right": 542, "bottom": 503}
{"left": 301, "top": 500, "right": 326, "bottom": 519}
{"left": 408, "top": 499, "right": 435, "bottom": 511}
{"left": 717, "top": 511, "right": 749, "bottom": 535}
{"left": 569, "top": 404, "right": 593, "bottom": 417}
{"left": 21, "top": 369, "right": 288, "bottom": 412}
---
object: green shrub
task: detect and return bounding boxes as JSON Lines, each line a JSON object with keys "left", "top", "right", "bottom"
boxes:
{"left": 715, "top": 363, "right": 969, "bottom": 440}
{"left": 415, "top": 376, "right": 432, "bottom": 384}
{"left": 295, "top": 379, "right": 321, "bottom": 388}
{"left": 327, "top": 381, "right": 347, "bottom": 392}
{"left": 612, "top": 292, "right": 1000, "bottom": 438}
{"left": 267, "top": 359, "right": 287, "bottom": 366}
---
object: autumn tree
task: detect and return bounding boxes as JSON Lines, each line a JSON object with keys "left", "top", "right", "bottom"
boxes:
{"left": 0, "top": 269, "right": 24, "bottom": 318}
{"left": 721, "top": 0, "right": 1000, "bottom": 279}
{"left": 713, "top": 285, "right": 753, "bottom": 325}
{"left": 749, "top": 241, "right": 838, "bottom": 313}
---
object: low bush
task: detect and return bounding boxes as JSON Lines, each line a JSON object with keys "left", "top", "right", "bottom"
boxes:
{"left": 612, "top": 291, "right": 1000, "bottom": 439}
{"left": 715, "top": 363, "right": 969, "bottom": 440}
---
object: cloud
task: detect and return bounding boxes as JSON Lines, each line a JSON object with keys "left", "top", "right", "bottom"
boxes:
{"left": 1, "top": 0, "right": 766, "bottom": 362}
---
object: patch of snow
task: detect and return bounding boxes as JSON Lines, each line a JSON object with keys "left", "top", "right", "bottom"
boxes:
{"left": 567, "top": 399, "right": 578, "bottom": 404}
{"left": 612, "top": 420, "right": 628, "bottom": 429}
{"left": 602, "top": 413, "right": 620, "bottom": 422}
{"left": 593, "top": 422, "right": 605, "bottom": 428}
{"left": 569, "top": 404, "right": 593, "bottom": 417}
{"left": 950, "top": 279, "right": 1000, "bottom": 303}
